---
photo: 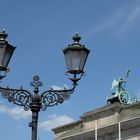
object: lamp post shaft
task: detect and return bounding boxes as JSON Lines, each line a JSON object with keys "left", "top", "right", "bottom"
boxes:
{"left": 31, "top": 111, "right": 39, "bottom": 140}
{"left": 30, "top": 87, "right": 41, "bottom": 140}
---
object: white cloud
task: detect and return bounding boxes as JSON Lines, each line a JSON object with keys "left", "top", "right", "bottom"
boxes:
{"left": 39, "top": 114, "right": 74, "bottom": 131}
{"left": 0, "top": 100, "right": 4, "bottom": 103}
{"left": 51, "top": 84, "right": 69, "bottom": 90}
{"left": 0, "top": 105, "right": 31, "bottom": 120}
{"left": 118, "top": 3, "right": 140, "bottom": 32}
{"left": 84, "top": 1, "right": 140, "bottom": 40}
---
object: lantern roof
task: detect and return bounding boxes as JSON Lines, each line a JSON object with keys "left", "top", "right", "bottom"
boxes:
{"left": 63, "top": 33, "right": 90, "bottom": 53}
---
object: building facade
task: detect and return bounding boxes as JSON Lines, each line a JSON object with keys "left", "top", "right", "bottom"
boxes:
{"left": 53, "top": 102, "right": 140, "bottom": 140}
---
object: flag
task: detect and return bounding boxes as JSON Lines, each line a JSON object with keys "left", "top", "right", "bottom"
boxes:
{"left": 126, "top": 69, "right": 130, "bottom": 78}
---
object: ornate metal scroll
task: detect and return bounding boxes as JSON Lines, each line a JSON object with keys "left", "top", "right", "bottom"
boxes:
{"left": 0, "top": 87, "right": 32, "bottom": 111}
{"left": 41, "top": 84, "right": 76, "bottom": 111}
{"left": 0, "top": 75, "right": 77, "bottom": 111}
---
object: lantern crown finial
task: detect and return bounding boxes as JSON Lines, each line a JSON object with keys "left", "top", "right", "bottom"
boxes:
{"left": 0, "top": 30, "right": 8, "bottom": 42}
{"left": 72, "top": 33, "right": 81, "bottom": 44}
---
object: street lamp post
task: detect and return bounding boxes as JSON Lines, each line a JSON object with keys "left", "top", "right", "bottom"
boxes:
{"left": 0, "top": 30, "right": 90, "bottom": 140}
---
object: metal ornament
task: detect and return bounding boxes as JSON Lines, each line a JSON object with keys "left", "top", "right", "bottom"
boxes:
{"left": 0, "top": 86, "right": 32, "bottom": 111}
{"left": 0, "top": 75, "right": 77, "bottom": 140}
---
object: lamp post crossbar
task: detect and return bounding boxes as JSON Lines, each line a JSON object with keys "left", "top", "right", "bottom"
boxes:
{"left": 0, "top": 76, "right": 76, "bottom": 111}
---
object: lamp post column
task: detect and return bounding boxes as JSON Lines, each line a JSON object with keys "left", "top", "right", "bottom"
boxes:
{"left": 31, "top": 111, "right": 39, "bottom": 140}
{"left": 29, "top": 88, "right": 42, "bottom": 140}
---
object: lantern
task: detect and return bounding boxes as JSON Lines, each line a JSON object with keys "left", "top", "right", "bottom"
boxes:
{"left": 0, "top": 31, "right": 16, "bottom": 71}
{"left": 63, "top": 33, "right": 90, "bottom": 75}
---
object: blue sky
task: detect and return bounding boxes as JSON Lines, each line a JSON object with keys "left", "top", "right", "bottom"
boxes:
{"left": 1, "top": 0, "right": 140, "bottom": 139}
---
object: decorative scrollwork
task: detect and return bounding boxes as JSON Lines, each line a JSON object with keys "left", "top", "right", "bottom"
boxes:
{"left": 41, "top": 85, "right": 76, "bottom": 111}
{"left": 0, "top": 87, "right": 32, "bottom": 111}
{"left": 0, "top": 75, "right": 77, "bottom": 111}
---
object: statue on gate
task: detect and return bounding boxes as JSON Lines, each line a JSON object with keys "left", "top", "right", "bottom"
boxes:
{"left": 107, "top": 69, "right": 131, "bottom": 104}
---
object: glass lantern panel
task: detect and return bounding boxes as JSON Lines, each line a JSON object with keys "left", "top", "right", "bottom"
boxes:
{"left": 71, "top": 50, "right": 81, "bottom": 71}
{"left": 79, "top": 50, "right": 88, "bottom": 71}
{"left": 3, "top": 46, "right": 14, "bottom": 68}
{"left": 0, "top": 43, "right": 6, "bottom": 67}
{"left": 64, "top": 50, "right": 72, "bottom": 71}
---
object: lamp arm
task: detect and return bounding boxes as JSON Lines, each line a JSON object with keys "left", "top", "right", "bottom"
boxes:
{"left": 41, "top": 83, "right": 77, "bottom": 111}
{"left": 0, "top": 86, "right": 32, "bottom": 111}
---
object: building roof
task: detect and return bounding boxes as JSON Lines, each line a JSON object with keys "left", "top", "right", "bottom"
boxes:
{"left": 52, "top": 102, "right": 140, "bottom": 139}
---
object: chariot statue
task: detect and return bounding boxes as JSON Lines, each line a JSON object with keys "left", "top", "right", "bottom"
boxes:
{"left": 107, "top": 69, "right": 131, "bottom": 104}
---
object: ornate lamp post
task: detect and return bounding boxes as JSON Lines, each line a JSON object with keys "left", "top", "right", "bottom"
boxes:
{"left": 0, "top": 31, "right": 90, "bottom": 140}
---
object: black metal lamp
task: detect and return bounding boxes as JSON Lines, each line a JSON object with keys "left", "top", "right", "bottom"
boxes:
{"left": 63, "top": 33, "right": 90, "bottom": 82}
{"left": 0, "top": 32, "right": 90, "bottom": 140}
{"left": 0, "top": 30, "right": 16, "bottom": 71}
